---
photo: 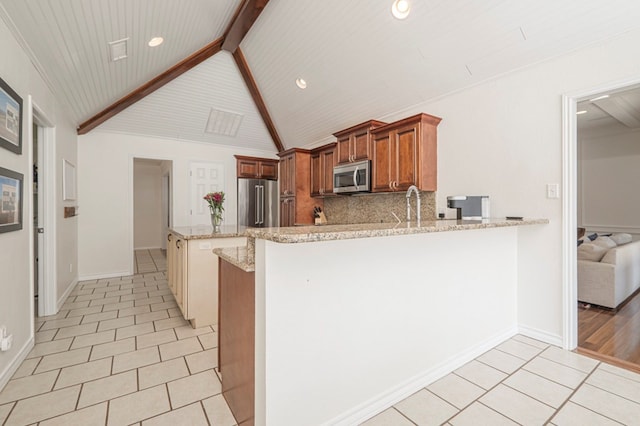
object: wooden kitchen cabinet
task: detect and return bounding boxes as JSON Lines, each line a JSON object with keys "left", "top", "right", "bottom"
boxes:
{"left": 310, "top": 143, "right": 337, "bottom": 197}
{"left": 167, "top": 232, "right": 246, "bottom": 328}
{"left": 333, "top": 120, "right": 386, "bottom": 165}
{"left": 235, "top": 155, "right": 278, "bottom": 180}
{"left": 278, "top": 148, "right": 316, "bottom": 226}
{"left": 371, "top": 113, "right": 442, "bottom": 192}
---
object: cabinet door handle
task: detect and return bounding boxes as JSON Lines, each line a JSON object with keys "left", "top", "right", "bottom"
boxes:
{"left": 176, "top": 240, "right": 181, "bottom": 249}
{"left": 168, "top": 234, "right": 172, "bottom": 241}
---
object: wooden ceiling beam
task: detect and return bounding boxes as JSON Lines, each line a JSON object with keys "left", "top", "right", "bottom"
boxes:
{"left": 77, "top": 38, "right": 223, "bottom": 135}
{"left": 222, "top": 0, "right": 270, "bottom": 53}
{"left": 233, "top": 48, "right": 284, "bottom": 152}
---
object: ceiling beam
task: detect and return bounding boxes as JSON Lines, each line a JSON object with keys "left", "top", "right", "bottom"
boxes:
{"left": 222, "top": 0, "right": 270, "bottom": 53}
{"left": 77, "top": 38, "right": 223, "bottom": 135}
{"left": 233, "top": 48, "right": 284, "bottom": 152}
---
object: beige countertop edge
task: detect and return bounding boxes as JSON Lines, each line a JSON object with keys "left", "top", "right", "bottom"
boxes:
{"left": 245, "top": 218, "right": 549, "bottom": 244}
{"left": 214, "top": 247, "right": 255, "bottom": 272}
{"left": 170, "top": 225, "right": 246, "bottom": 240}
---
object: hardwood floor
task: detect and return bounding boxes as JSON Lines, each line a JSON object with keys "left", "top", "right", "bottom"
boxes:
{"left": 578, "top": 291, "right": 640, "bottom": 371}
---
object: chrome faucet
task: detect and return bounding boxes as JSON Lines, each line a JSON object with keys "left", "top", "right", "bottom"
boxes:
{"left": 406, "top": 185, "right": 420, "bottom": 223}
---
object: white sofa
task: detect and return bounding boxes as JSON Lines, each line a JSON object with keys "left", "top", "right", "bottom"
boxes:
{"left": 578, "top": 234, "right": 640, "bottom": 309}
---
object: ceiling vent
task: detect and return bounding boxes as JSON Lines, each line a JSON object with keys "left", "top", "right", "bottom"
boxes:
{"left": 108, "top": 38, "right": 129, "bottom": 62}
{"left": 205, "top": 108, "right": 244, "bottom": 137}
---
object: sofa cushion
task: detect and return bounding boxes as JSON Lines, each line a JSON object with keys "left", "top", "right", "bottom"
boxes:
{"left": 593, "top": 236, "right": 617, "bottom": 249}
{"left": 577, "top": 243, "right": 608, "bottom": 262}
{"left": 611, "top": 233, "right": 632, "bottom": 245}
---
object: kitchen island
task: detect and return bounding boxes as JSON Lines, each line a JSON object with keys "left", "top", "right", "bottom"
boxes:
{"left": 216, "top": 218, "right": 547, "bottom": 425}
{"left": 167, "top": 225, "right": 246, "bottom": 328}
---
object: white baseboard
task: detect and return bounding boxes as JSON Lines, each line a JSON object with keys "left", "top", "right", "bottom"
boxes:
{"left": 0, "top": 336, "right": 34, "bottom": 393}
{"left": 329, "top": 325, "right": 518, "bottom": 426}
{"left": 78, "top": 270, "right": 132, "bottom": 282}
{"left": 518, "top": 324, "right": 563, "bottom": 347}
{"left": 57, "top": 278, "right": 78, "bottom": 312}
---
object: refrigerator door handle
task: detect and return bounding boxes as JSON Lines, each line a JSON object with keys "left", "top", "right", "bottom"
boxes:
{"left": 254, "top": 186, "right": 260, "bottom": 225}
{"left": 259, "top": 185, "right": 265, "bottom": 225}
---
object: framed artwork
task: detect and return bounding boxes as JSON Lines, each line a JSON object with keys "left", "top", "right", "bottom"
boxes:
{"left": 0, "top": 77, "right": 23, "bottom": 155}
{"left": 0, "top": 166, "right": 23, "bottom": 233}
{"left": 63, "top": 159, "right": 76, "bottom": 201}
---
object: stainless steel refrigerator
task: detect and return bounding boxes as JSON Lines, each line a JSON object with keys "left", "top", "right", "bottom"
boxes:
{"left": 237, "top": 178, "right": 278, "bottom": 228}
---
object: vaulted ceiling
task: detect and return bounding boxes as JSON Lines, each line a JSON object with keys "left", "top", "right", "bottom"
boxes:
{"left": 2, "top": 0, "right": 640, "bottom": 153}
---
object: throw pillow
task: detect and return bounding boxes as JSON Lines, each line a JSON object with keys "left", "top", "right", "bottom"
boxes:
{"left": 587, "top": 233, "right": 598, "bottom": 241}
{"left": 593, "top": 236, "right": 616, "bottom": 249}
{"left": 601, "top": 247, "right": 618, "bottom": 265}
{"left": 611, "top": 233, "right": 633, "bottom": 245}
{"left": 577, "top": 243, "right": 608, "bottom": 262}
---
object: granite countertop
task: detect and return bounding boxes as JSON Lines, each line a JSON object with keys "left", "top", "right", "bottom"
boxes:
{"left": 213, "top": 247, "right": 255, "bottom": 272}
{"left": 170, "top": 225, "right": 248, "bottom": 240}
{"left": 244, "top": 218, "right": 548, "bottom": 244}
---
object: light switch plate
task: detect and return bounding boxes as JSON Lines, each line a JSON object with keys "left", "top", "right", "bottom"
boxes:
{"left": 547, "top": 183, "right": 560, "bottom": 199}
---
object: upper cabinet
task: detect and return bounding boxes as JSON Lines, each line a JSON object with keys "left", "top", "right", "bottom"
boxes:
{"left": 235, "top": 155, "right": 279, "bottom": 180}
{"left": 310, "top": 143, "right": 337, "bottom": 198}
{"left": 371, "top": 113, "right": 442, "bottom": 192}
{"left": 333, "top": 120, "right": 386, "bottom": 165}
{"left": 278, "top": 148, "right": 315, "bottom": 226}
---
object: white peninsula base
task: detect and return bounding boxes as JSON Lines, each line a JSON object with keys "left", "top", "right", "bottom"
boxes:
{"left": 253, "top": 226, "right": 524, "bottom": 425}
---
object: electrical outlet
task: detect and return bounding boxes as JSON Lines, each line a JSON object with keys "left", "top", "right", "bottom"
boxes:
{"left": 547, "top": 183, "right": 560, "bottom": 199}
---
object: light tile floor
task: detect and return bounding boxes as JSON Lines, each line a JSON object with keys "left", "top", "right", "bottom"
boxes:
{"left": 0, "top": 271, "right": 235, "bottom": 426}
{"left": 4, "top": 269, "right": 640, "bottom": 425}
{"left": 362, "top": 334, "right": 640, "bottom": 425}
{"left": 134, "top": 249, "right": 166, "bottom": 274}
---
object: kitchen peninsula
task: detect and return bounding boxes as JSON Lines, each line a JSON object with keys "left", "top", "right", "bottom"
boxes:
{"left": 167, "top": 225, "right": 246, "bottom": 328}
{"left": 216, "top": 218, "right": 548, "bottom": 425}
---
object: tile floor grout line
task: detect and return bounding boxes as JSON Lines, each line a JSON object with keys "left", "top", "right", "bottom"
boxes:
{"left": 543, "top": 360, "right": 603, "bottom": 425}
{"left": 443, "top": 341, "right": 554, "bottom": 425}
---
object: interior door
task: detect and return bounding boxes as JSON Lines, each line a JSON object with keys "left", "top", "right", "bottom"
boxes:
{"left": 190, "top": 162, "right": 225, "bottom": 226}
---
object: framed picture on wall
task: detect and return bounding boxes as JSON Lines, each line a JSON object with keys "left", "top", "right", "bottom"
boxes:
{"left": 0, "top": 166, "right": 23, "bottom": 233}
{"left": 0, "top": 77, "right": 23, "bottom": 155}
{"left": 63, "top": 159, "right": 76, "bottom": 201}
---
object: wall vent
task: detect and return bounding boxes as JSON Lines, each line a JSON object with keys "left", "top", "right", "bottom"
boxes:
{"left": 205, "top": 108, "right": 244, "bottom": 137}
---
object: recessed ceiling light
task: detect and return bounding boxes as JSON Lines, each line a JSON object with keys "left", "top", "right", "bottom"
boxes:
{"left": 576, "top": 110, "right": 588, "bottom": 115}
{"left": 589, "top": 94, "right": 609, "bottom": 102}
{"left": 295, "top": 78, "right": 307, "bottom": 89}
{"left": 392, "top": 0, "right": 411, "bottom": 19}
{"left": 148, "top": 37, "right": 164, "bottom": 47}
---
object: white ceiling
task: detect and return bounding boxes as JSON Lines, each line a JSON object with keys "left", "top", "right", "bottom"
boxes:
{"left": 2, "top": 0, "right": 640, "bottom": 152}
{"left": 577, "top": 86, "right": 640, "bottom": 135}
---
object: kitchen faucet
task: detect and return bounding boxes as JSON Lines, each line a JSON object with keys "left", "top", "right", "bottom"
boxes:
{"left": 406, "top": 185, "right": 420, "bottom": 223}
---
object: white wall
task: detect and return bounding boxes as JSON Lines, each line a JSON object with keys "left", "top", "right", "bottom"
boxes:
{"left": 374, "top": 28, "right": 640, "bottom": 342}
{"left": 578, "top": 128, "right": 640, "bottom": 240}
{"left": 133, "top": 160, "right": 163, "bottom": 249}
{"left": 0, "top": 18, "right": 77, "bottom": 390}
{"left": 77, "top": 131, "right": 277, "bottom": 279}
{"left": 255, "top": 227, "right": 519, "bottom": 425}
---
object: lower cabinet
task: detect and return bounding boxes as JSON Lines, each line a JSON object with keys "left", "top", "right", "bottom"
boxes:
{"left": 167, "top": 233, "right": 246, "bottom": 328}
{"left": 219, "top": 258, "right": 255, "bottom": 426}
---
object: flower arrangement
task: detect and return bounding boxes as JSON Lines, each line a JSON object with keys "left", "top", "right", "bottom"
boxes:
{"left": 204, "top": 191, "right": 225, "bottom": 227}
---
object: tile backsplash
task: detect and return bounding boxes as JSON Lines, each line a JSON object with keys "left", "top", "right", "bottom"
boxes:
{"left": 323, "top": 191, "right": 435, "bottom": 224}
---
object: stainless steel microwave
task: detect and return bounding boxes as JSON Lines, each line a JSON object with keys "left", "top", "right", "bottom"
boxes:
{"left": 333, "top": 160, "right": 371, "bottom": 194}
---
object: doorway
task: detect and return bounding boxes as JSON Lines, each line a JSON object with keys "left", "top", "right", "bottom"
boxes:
{"left": 29, "top": 97, "right": 56, "bottom": 318}
{"left": 563, "top": 77, "right": 640, "bottom": 369}
{"left": 132, "top": 158, "right": 171, "bottom": 274}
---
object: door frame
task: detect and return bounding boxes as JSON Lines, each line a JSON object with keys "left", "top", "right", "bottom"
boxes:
{"left": 561, "top": 76, "right": 640, "bottom": 350}
{"left": 28, "top": 96, "right": 57, "bottom": 317}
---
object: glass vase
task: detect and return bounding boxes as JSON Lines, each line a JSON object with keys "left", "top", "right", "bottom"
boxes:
{"left": 210, "top": 213, "right": 222, "bottom": 232}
